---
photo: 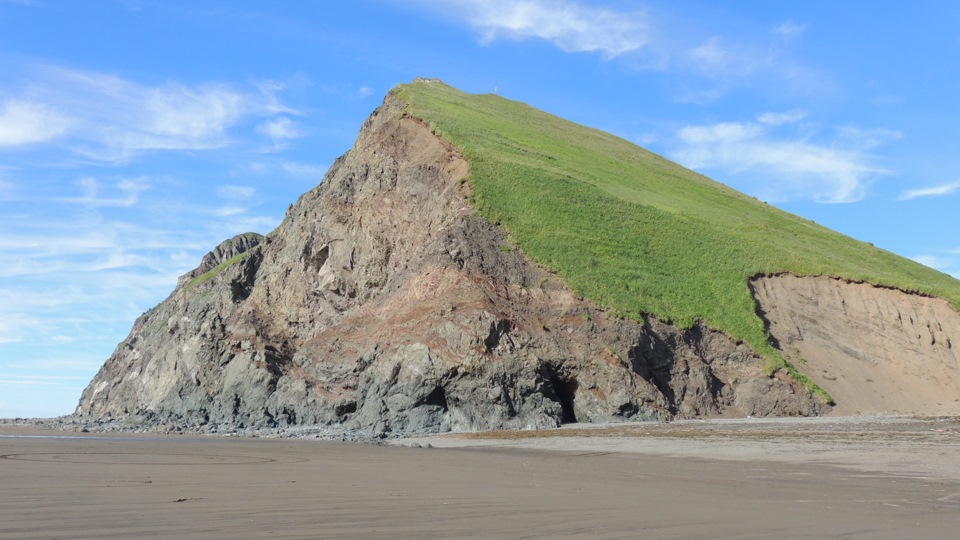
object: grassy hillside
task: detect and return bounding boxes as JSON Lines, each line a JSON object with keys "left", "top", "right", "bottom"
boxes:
{"left": 394, "top": 80, "right": 960, "bottom": 394}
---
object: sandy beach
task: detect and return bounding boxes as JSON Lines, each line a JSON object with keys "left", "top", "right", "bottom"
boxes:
{"left": 2, "top": 417, "right": 960, "bottom": 539}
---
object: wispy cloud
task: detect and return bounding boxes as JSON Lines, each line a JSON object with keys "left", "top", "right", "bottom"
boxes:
{"left": 0, "top": 99, "right": 74, "bottom": 146}
{"left": 757, "top": 110, "right": 806, "bottom": 126}
{"left": 0, "top": 174, "right": 286, "bottom": 346}
{"left": 2, "top": 63, "right": 295, "bottom": 163}
{"left": 0, "top": 374, "right": 89, "bottom": 387}
{"left": 688, "top": 37, "right": 743, "bottom": 77}
{"left": 231, "top": 160, "right": 328, "bottom": 181}
{"left": 0, "top": 323, "right": 25, "bottom": 343}
{"left": 57, "top": 177, "right": 150, "bottom": 208}
{"left": 913, "top": 254, "right": 948, "bottom": 269}
{"left": 898, "top": 181, "right": 960, "bottom": 201}
{"left": 773, "top": 21, "right": 808, "bottom": 38}
{"left": 257, "top": 117, "right": 302, "bottom": 150}
{"left": 673, "top": 30, "right": 828, "bottom": 103}
{"left": 213, "top": 206, "right": 247, "bottom": 217}
{"left": 438, "top": 0, "right": 650, "bottom": 57}
{"left": 281, "top": 161, "right": 327, "bottom": 179}
{"left": 834, "top": 126, "right": 903, "bottom": 150}
{"left": 0, "top": 62, "right": 312, "bottom": 385}
{"left": 420, "top": 1, "right": 824, "bottom": 102}
{"left": 0, "top": 360, "right": 100, "bottom": 417}
{"left": 671, "top": 117, "right": 896, "bottom": 203}
{"left": 143, "top": 84, "right": 245, "bottom": 140}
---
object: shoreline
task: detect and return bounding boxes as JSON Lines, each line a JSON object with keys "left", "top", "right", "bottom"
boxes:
{"left": 394, "top": 415, "right": 960, "bottom": 482}
{"left": 5, "top": 414, "right": 960, "bottom": 482}
{"left": 3, "top": 417, "right": 960, "bottom": 538}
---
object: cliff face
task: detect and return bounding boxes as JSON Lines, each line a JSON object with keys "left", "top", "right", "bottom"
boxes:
{"left": 752, "top": 274, "right": 960, "bottom": 416}
{"left": 76, "top": 95, "right": 824, "bottom": 435}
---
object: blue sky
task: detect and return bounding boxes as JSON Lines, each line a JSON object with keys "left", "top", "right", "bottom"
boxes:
{"left": 2, "top": 0, "right": 959, "bottom": 418}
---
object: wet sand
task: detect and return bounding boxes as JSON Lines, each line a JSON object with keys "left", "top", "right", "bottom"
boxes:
{"left": 399, "top": 416, "right": 960, "bottom": 482}
{"left": 2, "top": 419, "right": 960, "bottom": 539}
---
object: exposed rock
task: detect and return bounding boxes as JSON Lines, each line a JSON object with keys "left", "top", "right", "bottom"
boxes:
{"left": 75, "top": 94, "right": 825, "bottom": 436}
{"left": 752, "top": 274, "right": 960, "bottom": 416}
{"left": 177, "top": 232, "right": 263, "bottom": 288}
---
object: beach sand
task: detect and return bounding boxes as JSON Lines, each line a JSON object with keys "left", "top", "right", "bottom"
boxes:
{"left": 2, "top": 417, "right": 959, "bottom": 539}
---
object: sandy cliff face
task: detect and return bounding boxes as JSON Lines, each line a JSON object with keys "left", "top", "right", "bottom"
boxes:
{"left": 752, "top": 274, "right": 960, "bottom": 415}
{"left": 76, "top": 95, "right": 824, "bottom": 435}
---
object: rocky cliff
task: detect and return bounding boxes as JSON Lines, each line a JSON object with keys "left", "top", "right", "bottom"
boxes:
{"left": 75, "top": 93, "right": 830, "bottom": 435}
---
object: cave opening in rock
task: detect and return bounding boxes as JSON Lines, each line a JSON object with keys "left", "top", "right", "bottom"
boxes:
{"left": 553, "top": 376, "right": 578, "bottom": 424}
{"left": 424, "top": 385, "right": 449, "bottom": 412}
{"left": 311, "top": 245, "right": 330, "bottom": 270}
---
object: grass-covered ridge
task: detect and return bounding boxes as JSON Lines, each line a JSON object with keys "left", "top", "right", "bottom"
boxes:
{"left": 393, "top": 81, "right": 960, "bottom": 391}
{"left": 187, "top": 253, "right": 247, "bottom": 289}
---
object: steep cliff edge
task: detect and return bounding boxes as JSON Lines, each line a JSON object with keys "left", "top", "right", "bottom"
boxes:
{"left": 752, "top": 274, "right": 960, "bottom": 416}
{"left": 75, "top": 93, "right": 824, "bottom": 435}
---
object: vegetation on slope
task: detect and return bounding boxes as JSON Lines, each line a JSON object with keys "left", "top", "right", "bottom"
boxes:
{"left": 394, "top": 80, "right": 960, "bottom": 399}
{"left": 187, "top": 252, "right": 247, "bottom": 289}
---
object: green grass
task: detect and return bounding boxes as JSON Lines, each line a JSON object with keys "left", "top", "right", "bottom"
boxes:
{"left": 187, "top": 253, "right": 247, "bottom": 289}
{"left": 393, "top": 81, "right": 960, "bottom": 400}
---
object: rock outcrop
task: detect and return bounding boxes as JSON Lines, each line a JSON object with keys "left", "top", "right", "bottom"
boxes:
{"left": 76, "top": 93, "right": 825, "bottom": 436}
{"left": 752, "top": 274, "right": 960, "bottom": 416}
{"left": 176, "top": 232, "right": 263, "bottom": 288}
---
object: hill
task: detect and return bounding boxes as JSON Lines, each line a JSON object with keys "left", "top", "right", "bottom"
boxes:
{"left": 75, "top": 80, "right": 960, "bottom": 435}
{"left": 396, "top": 80, "right": 960, "bottom": 398}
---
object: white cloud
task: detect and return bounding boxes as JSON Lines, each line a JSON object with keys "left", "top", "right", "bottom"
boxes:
{"left": 677, "top": 122, "right": 763, "bottom": 144}
{"left": 213, "top": 206, "right": 247, "bottom": 217}
{"left": 0, "top": 378, "right": 61, "bottom": 386}
{"left": 232, "top": 160, "right": 327, "bottom": 180}
{"left": 3, "top": 64, "right": 297, "bottom": 163}
{"left": 281, "top": 161, "right": 328, "bottom": 179}
{"left": 254, "top": 79, "right": 301, "bottom": 115}
{"left": 0, "top": 100, "right": 73, "bottom": 146}
{"left": 672, "top": 119, "right": 894, "bottom": 203}
{"left": 257, "top": 117, "right": 301, "bottom": 142}
{"left": 358, "top": 86, "right": 375, "bottom": 97}
{"left": 442, "top": 0, "right": 649, "bottom": 57}
{"left": 0, "top": 308, "right": 40, "bottom": 344}
{"left": 58, "top": 177, "right": 149, "bottom": 207}
{"left": 0, "top": 374, "right": 88, "bottom": 387}
{"left": 680, "top": 34, "right": 826, "bottom": 100}
{"left": 898, "top": 181, "right": 960, "bottom": 201}
{"left": 635, "top": 132, "right": 658, "bottom": 146}
{"left": 912, "top": 255, "right": 948, "bottom": 269}
{"left": 774, "top": 21, "right": 808, "bottom": 38}
{"left": 757, "top": 110, "right": 806, "bottom": 126}
{"left": 145, "top": 84, "right": 244, "bottom": 141}
{"left": 834, "top": 126, "right": 903, "bottom": 150}
{"left": 421, "top": 1, "right": 826, "bottom": 102}
{"left": 0, "top": 187, "right": 281, "bottom": 349}
{"left": 688, "top": 38, "right": 740, "bottom": 75}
